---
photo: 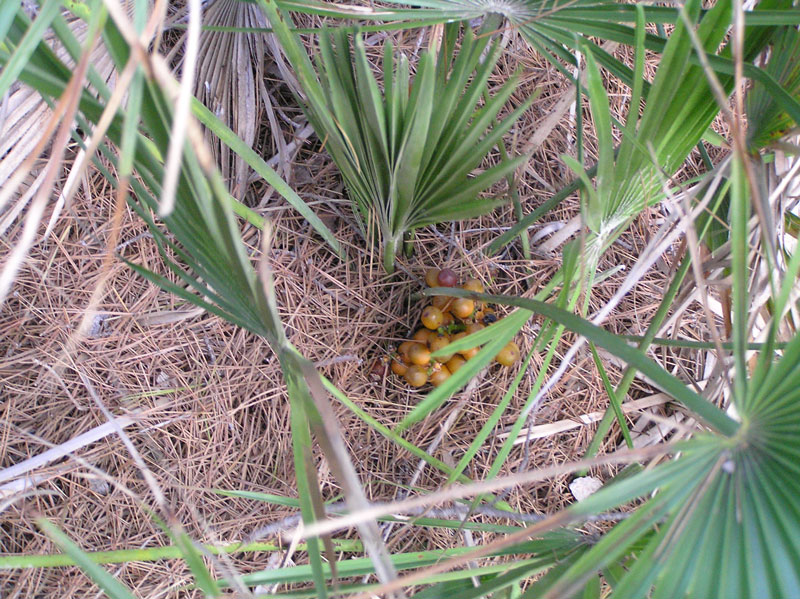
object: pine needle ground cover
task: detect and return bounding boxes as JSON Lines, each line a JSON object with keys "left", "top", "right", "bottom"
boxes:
{"left": 2, "top": 1, "right": 799, "bottom": 597}
{"left": 0, "top": 39, "right": 693, "bottom": 596}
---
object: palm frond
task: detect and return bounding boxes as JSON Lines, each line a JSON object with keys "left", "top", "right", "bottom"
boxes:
{"left": 0, "top": 3, "right": 121, "bottom": 244}
{"left": 747, "top": 24, "right": 800, "bottom": 150}
{"left": 258, "top": 5, "right": 529, "bottom": 271}
{"left": 2, "top": 3, "right": 390, "bottom": 596}
{"left": 170, "top": 0, "right": 282, "bottom": 195}
{"left": 422, "top": 263, "right": 800, "bottom": 597}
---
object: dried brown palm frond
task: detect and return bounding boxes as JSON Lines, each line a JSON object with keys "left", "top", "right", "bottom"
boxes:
{"left": 167, "top": 0, "right": 294, "bottom": 198}
{"left": 0, "top": 2, "right": 138, "bottom": 243}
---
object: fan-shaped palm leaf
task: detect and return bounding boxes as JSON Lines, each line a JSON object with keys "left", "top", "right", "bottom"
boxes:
{"left": 419, "top": 232, "right": 800, "bottom": 596}
{"left": 491, "top": 0, "right": 796, "bottom": 256}
{"left": 280, "top": 0, "right": 800, "bottom": 110}
{"left": 259, "top": 2, "right": 530, "bottom": 271}
{"left": 747, "top": 24, "right": 800, "bottom": 151}
{"left": 170, "top": 0, "right": 288, "bottom": 196}
{"left": 0, "top": 1, "right": 128, "bottom": 261}
{"left": 1, "top": 3, "right": 387, "bottom": 597}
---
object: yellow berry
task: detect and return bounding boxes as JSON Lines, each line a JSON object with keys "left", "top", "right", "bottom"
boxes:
{"left": 398, "top": 341, "right": 414, "bottom": 362}
{"left": 465, "top": 322, "right": 484, "bottom": 335}
{"left": 462, "top": 279, "right": 484, "bottom": 293}
{"left": 421, "top": 306, "right": 445, "bottom": 330}
{"left": 446, "top": 355, "right": 467, "bottom": 373}
{"left": 460, "top": 346, "right": 479, "bottom": 360}
{"left": 425, "top": 268, "right": 441, "bottom": 287}
{"left": 429, "top": 334, "right": 455, "bottom": 362}
{"left": 429, "top": 365, "right": 451, "bottom": 387}
{"left": 408, "top": 343, "right": 431, "bottom": 366}
{"left": 390, "top": 357, "right": 408, "bottom": 376}
{"left": 432, "top": 295, "right": 453, "bottom": 312}
{"left": 452, "top": 332, "right": 479, "bottom": 360}
{"left": 451, "top": 298, "right": 475, "bottom": 320}
{"left": 404, "top": 365, "right": 428, "bottom": 387}
{"left": 413, "top": 328, "right": 435, "bottom": 344}
{"left": 495, "top": 342, "right": 520, "bottom": 366}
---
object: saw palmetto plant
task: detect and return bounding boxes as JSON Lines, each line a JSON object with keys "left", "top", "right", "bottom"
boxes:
{"left": 0, "top": 0, "right": 390, "bottom": 592}
{"left": 263, "top": 13, "right": 531, "bottom": 272}
{"left": 2, "top": 0, "right": 800, "bottom": 598}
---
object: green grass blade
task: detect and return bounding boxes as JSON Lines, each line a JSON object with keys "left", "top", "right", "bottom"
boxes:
{"left": 0, "top": 540, "right": 365, "bottom": 569}
{"left": 215, "top": 490, "right": 302, "bottom": 507}
{"left": 36, "top": 519, "right": 135, "bottom": 599}
{"left": 398, "top": 309, "right": 530, "bottom": 432}
{"left": 191, "top": 98, "right": 343, "bottom": 259}
{"left": 729, "top": 155, "right": 749, "bottom": 407}
{"left": 172, "top": 532, "right": 222, "bottom": 597}
{"left": 0, "top": 1, "right": 61, "bottom": 99}
{"left": 321, "top": 376, "right": 513, "bottom": 499}
{"left": 580, "top": 44, "right": 614, "bottom": 230}
{"left": 0, "top": 0, "right": 20, "bottom": 46}
{"left": 425, "top": 289, "right": 739, "bottom": 436}
{"left": 589, "top": 342, "right": 633, "bottom": 450}
{"left": 488, "top": 165, "right": 595, "bottom": 255}
{"left": 286, "top": 369, "right": 329, "bottom": 599}
{"left": 227, "top": 537, "right": 582, "bottom": 589}
{"left": 447, "top": 345, "right": 536, "bottom": 484}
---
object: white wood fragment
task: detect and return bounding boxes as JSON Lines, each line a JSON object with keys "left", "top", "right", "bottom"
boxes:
{"left": 570, "top": 476, "right": 602, "bottom": 501}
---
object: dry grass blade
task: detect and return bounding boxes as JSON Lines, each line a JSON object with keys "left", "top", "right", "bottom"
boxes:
{"left": 293, "top": 444, "right": 673, "bottom": 542}
{"left": 158, "top": 0, "right": 201, "bottom": 216}
{"left": 302, "top": 361, "right": 405, "bottom": 598}
{"left": 0, "top": 411, "right": 140, "bottom": 496}
{"left": 257, "top": 227, "right": 404, "bottom": 597}
{"left": 499, "top": 392, "right": 673, "bottom": 444}
{"left": 319, "top": 444, "right": 678, "bottom": 599}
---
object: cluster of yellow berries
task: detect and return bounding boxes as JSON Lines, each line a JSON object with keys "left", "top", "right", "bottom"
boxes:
{"left": 387, "top": 268, "right": 520, "bottom": 389}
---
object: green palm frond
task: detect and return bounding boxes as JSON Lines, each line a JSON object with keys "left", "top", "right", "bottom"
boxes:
{"left": 259, "top": 6, "right": 530, "bottom": 271}
{"left": 577, "top": 0, "right": 763, "bottom": 247}
{"left": 493, "top": 0, "right": 794, "bottom": 258}
{"left": 554, "top": 342, "right": 800, "bottom": 598}
{"left": 405, "top": 5, "right": 800, "bottom": 593}
{"left": 2, "top": 3, "right": 390, "bottom": 596}
{"left": 280, "top": 0, "right": 800, "bottom": 106}
{"left": 423, "top": 246, "right": 800, "bottom": 597}
{"left": 747, "top": 24, "right": 800, "bottom": 151}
